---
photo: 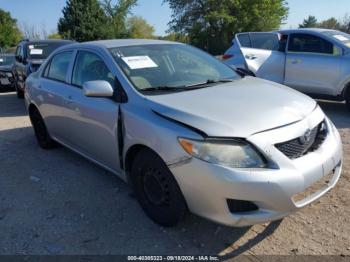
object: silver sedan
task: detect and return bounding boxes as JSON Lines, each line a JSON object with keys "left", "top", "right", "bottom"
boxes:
{"left": 25, "top": 39, "right": 343, "bottom": 227}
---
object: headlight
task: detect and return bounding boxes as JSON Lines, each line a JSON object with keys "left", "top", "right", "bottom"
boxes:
{"left": 178, "top": 138, "right": 266, "bottom": 168}
{"left": 6, "top": 72, "right": 12, "bottom": 77}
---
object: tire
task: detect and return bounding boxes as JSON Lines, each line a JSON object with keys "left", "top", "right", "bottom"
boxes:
{"left": 30, "top": 109, "right": 57, "bottom": 149}
{"left": 346, "top": 91, "right": 350, "bottom": 112}
{"left": 15, "top": 82, "right": 24, "bottom": 99}
{"left": 131, "top": 149, "right": 187, "bottom": 227}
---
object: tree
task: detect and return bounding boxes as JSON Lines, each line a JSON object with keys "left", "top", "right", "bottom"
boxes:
{"left": 318, "top": 17, "right": 341, "bottom": 30}
{"left": 48, "top": 33, "right": 62, "bottom": 39}
{"left": 164, "top": 0, "right": 289, "bottom": 55}
{"left": 0, "top": 9, "right": 22, "bottom": 49}
{"left": 127, "top": 16, "right": 155, "bottom": 39}
{"left": 299, "top": 16, "right": 318, "bottom": 28}
{"left": 58, "top": 0, "right": 109, "bottom": 41}
{"left": 101, "top": 0, "right": 137, "bottom": 38}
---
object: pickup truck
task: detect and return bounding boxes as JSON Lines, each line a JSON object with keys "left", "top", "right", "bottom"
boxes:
{"left": 223, "top": 28, "right": 350, "bottom": 110}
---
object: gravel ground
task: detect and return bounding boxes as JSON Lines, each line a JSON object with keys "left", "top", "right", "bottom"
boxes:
{"left": 0, "top": 92, "right": 349, "bottom": 258}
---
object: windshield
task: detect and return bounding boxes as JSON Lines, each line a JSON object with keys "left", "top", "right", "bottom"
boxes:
{"left": 109, "top": 44, "right": 239, "bottom": 92}
{"left": 322, "top": 31, "right": 350, "bottom": 47}
{"left": 27, "top": 42, "right": 67, "bottom": 60}
{"left": 0, "top": 55, "right": 15, "bottom": 66}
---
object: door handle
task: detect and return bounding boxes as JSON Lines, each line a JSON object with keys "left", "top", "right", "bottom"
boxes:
{"left": 245, "top": 54, "right": 257, "bottom": 60}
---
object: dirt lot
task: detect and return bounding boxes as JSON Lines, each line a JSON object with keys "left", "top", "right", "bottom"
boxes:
{"left": 0, "top": 91, "right": 349, "bottom": 257}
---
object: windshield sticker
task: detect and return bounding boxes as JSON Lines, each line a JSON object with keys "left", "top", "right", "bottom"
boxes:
{"left": 333, "top": 35, "right": 349, "bottom": 42}
{"left": 30, "top": 49, "right": 43, "bottom": 55}
{"left": 0, "top": 58, "right": 3, "bottom": 62}
{"left": 122, "top": 56, "right": 158, "bottom": 69}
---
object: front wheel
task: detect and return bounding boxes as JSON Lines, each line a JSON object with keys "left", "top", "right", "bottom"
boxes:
{"left": 131, "top": 149, "right": 188, "bottom": 227}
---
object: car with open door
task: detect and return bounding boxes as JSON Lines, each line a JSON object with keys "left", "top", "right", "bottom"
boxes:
{"left": 25, "top": 39, "right": 342, "bottom": 227}
{"left": 14, "top": 39, "right": 74, "bottom": 98}
{"left": 224, "top": 29, "right": 350, "bottom": 110}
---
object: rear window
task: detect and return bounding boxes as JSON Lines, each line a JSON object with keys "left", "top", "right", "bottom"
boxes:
{"left": 237, "top": 33, "right": 281, "bottom": 51}
{"left": 250, "top": 33, "right": 280, "bottom": 51}
{"left": 27, "top": 42, "right": 69, "bottom": 60}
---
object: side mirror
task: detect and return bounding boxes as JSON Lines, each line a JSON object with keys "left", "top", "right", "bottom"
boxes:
{"left": 83, "top": 80, "right": 114, "bottom": 97}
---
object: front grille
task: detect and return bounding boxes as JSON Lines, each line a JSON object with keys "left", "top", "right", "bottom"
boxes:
{"left": 275, "top": 120, "right": 328, "bottom": 159}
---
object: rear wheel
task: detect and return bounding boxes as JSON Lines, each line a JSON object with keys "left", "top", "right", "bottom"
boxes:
{"left": 346, "top": 90, "right": 350, "bottom": 112}
{"left": 30, "top": 108, "right": 57, "bottom": 149}
{"left": 131, "top": 149, "right": 187, "bottom": 227}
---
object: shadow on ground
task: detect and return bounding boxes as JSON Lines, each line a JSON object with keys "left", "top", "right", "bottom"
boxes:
{"left": 318, "top": 100, "right": 350, "bottom": 129}
{"left": 0, "top": 92, "right": 27, "bottom": 117}
{"left": 0, "top": 125, "right": 281, "bottom": 255}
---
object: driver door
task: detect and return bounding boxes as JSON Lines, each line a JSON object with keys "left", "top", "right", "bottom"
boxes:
{"left": 61, "top": 50, "right": 121, "bottom": 172}
{"left": 236, "top": 32, "right": 286, "bottom": 83}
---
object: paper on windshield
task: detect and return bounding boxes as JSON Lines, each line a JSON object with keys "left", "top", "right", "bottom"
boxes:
{"left": 333, "top": 35, "right": 349, "bottom": 42}
{"left": 0, "top": 58, "right": 3, "bottom": 62}
{"left": 122, "top": 56, "right": 158, "bottom": 69}
{"left": 30, "top": 49, "right": 43, "bottom": 55}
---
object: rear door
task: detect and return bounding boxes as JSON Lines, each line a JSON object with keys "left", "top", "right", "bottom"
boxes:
{"left": 285, "top": 33, "right": 341, "bottom": 95}
{"left": 236, "top": 32, "right": 286, "bottom": 83}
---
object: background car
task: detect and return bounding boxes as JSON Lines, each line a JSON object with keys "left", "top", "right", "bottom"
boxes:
{"left": 25, "top": 39, "right": 342, "bottom": 227}
{"left": 14, "top": 39, "right": 74, "bottom": 98}
{"left": 223, "top": 29, "right": 350, "bottom": 110}
{"left": 0, "top": 53, "right": 16, "bottom": 91}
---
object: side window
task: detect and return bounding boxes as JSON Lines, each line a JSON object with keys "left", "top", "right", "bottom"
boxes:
{"left": 250, "top": 33, "right": 280, "bottom": 51}
{"left": 15, "top": 46, "right": 21, "bottom": 57}
{"left": 72, "top": 51, "right": 114, "bottom": 88}
{"left": 237, "top": 34, "right": 251, "bottom": 48}
{"left": 288, "top": 33, "right": 334, "bottom": 54}
{"left": 47, "top": 51, "right": 73, "bottom": 82}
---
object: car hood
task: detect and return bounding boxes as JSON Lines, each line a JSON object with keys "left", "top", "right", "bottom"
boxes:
{"left": 0, "top": 65, "right": 13, "bottom": 72}
{"left": 146, "top": 77, "right": 317, "bottom": 138}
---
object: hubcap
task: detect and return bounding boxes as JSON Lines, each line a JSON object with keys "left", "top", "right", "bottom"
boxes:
{"left": 142, "top": 167, "right": 169, "bottom": 206}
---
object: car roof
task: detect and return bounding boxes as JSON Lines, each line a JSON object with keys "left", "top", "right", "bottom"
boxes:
{"left": 72, "top": 39, "right": 182, "bottom": 49}
{"left": 24, "top": 39, "right": 75, "bottom": 45}
{"left": 279, "top": 28, "right": 340, "bottom": 34}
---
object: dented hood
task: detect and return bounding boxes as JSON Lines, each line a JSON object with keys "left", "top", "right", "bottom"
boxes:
{"left": 146, "top": 77, "right": 317, "bottom": 138}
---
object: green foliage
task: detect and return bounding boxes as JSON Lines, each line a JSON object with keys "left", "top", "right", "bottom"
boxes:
{"left": 299, "top": 16, "right": 318, "bottom": 28}
{"left": 318, "top": 17, "right": 340, "bottom": 30}
{"left": 101, "top": 0, "right": 137, "bottom": 38}
{"left": 58, "top": 0, "right": 109, "bottom": 42}
{"left": 48, "top": 33, "right": 62, "bottom": 39}
{"left": 164, "top": 0, "right": 289, "bottom": 55}
{"left": 127, "top": 16, "right": 155, "bottom": 39}
{"left": 158, "top": 32, "right": 189, "bottom": 43}
{"left": 0, "top": 9, "right": 22, "bottom": 49}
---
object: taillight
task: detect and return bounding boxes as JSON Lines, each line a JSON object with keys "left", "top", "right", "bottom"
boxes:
{"left": 222, "top": 54, "right": 234, "bottom": 61}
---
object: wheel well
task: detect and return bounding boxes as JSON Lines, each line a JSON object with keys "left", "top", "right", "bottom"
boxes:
{"left": 344, "top": 82, "right": 350, "bottom": 100}
{"left": 124, "top": 144, "right": 162, "bottom": 183}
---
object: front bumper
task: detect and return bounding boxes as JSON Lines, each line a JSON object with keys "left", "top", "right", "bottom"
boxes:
{"left": 170, "top": 107, "right": 343, "bottom": 227}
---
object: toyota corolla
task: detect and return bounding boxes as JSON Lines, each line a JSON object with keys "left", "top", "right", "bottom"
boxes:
{"left": 24, "top": 39, "right": 343, "bottom": 227}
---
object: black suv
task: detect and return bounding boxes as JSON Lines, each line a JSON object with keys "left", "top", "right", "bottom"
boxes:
{"left": 14, "top": 39, "right": 74, "bottom": 98}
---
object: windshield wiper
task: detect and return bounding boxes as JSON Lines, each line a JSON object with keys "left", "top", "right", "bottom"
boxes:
{"left": 140, "top": 86, "right": 187, "bottom": 92}
{"left": 185, "top": 79, "right": 234, "bottom": 89}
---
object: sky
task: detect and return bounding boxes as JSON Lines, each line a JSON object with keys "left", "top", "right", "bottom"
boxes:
{"left": 0, "top": 0, "right": 350, "bottom": 36}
